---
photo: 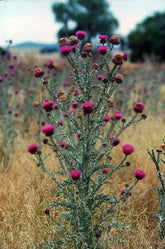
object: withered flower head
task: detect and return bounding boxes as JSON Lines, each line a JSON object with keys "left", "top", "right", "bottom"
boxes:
{"left": 156, "top": 144, "right": 165, "bottom": 153}
{"left": 69, "top": 86, "right": 76, "bottom": 92}
{"left": 109, "top": 35, "right": 120, "bottom": 45}
{"left": 112, "top": 54, "right": 123, "bottom": 65}
{"left": 32, "top": 101, "right": 39, "bottom": 107}
{"left": 57, "top": 88, "right": 65, "bottom": 97}
{"left": 81, "top": 51, "right": 88, "bottom": 58}
{"left": 59, "top": 96, "right": 66, "bottom": 102}
{"left": 33, "top": 67, "right": 44, "bottom": 78}
{"left": 59, "top": 37, "right": 69, "bottom": 47}
{"left": 113, "top": 74, "right": 124, "bottom": 84}
{"left": 77, "top": 112, "right": 83, "bottom": 118}
{"left": 83, "top": 43, "right": 94, "bottom": 53}
{"left": 69, "top": 35, "right": 78, "bottom": 45}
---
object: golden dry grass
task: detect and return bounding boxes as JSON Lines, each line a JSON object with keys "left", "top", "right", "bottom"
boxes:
{"left": 0, "top": 115, "right": 164, "bottom": 249}
{"left": 0, "top": 50, "right": 164, "bottom": 248}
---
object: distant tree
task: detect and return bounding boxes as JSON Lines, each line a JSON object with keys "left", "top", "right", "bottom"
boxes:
{"left": 128, "top": 12, "right": 165, "bottom": 62}
{"left": 120, "top": 36, "right": 128, "bottom": 51}
{"left": 52, "top": 0, "right": 119, "bottom": 41}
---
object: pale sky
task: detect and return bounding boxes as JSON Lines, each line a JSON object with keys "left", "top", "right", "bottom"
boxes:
{"left": 0, "top": 0, "right": 165, "bottom": 46}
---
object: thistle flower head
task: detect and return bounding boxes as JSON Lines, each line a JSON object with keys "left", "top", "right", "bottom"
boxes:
{"left": 59, "top": 142, "right": 67, "bottom": 148}
{"left": 13, "top": 55, "right": 17, "bottom": 60}
{"left": 122, "top": 144, "right": 135, "bottom": 155}
{"left": 108, "top": 100, "right": 114, "bottom": 107}
{"left": 44, "top": 208, "right": 50, "bottom": 215}
{"left": 109, "top": 136, "right": 120, "bottom": 146}
{"left": 156, "top": 144, "right": 165, "bottom": 153}
{"left": 41, "top": 120, "right": 45, "bottom": 126}
{"left": 11, "top": 71, "right": 15, "bottom": 77}
{"left": 48, "top": 60, "right": 54, "bottom": 69}
{"left": 93, "top": 63, "right": 100, "bottom": 69}
{"left": 109, "top": 35, "right": 120, "bottom": 45}
{"left": 27, "top": 144, "right": 39, "bottom": 154}
{"left": 134, "top": 170, "right": 146, "bottom": 180}
{"left": 71, "top": 102, "right": 79, "bottom": 109}
{"left": 60, "top": 45, "right": 71, "bottom": 56}
{"left": 33, "top": 67, "right": 44, "bottom": 78}
{"left": 32, "top": 101, "right": 39, "bottom": 107}
{"left": 97, "top": 45, "right": 108, "bottom": 55}
{"left": 102, "top": 116, "right": 111, "bottom": 122}
{"left": 69, "top": 35, "right": 79, "bottom": 45}
{"left": 82, "top": 101, "right": 93, "bottom": 115}
{"left": 9, "top": 63, "right": 14, "bottom": 69}
{"left": 103, "top": 168, "right": 108, "bottom": 174}
{"left": 112, "top": 54, "right": 123, "bottom": 65}
{"left": 14, "top": 112, "right": 19, "bottom": 117}
{"left": 114, "top": 74, "right": 124, "bottom": 84}
{"left": 59, "top": 37, "right": 69, "bottom": 47}
{"left": 123, "top": 52, "right": 129, "bottom": 61}
{"left": 41, "top": 124, "right": 55, "bottom": 137}
{"left": 76, "top": 30, "right": 87, "bottom": 40}
{"left": 98, "top": 35, "right": 108, "bottom": 44}
{"left": 97, "top": 75, "right": 104, "bottom": 80}
{"left": 83, "top": 43, "right": 94, "bottom": 54}
{"left": 112, "top": 110, "right": 123, "bottom": 120}
{"left": 70, "top": 169, "right": 82, "bottom": 180}
{"left": 120, "top": 189, "right": 131, "bottom": 196}
{"left": 42, "top": 100, "right": 54, "bottom": 112}
{"left": 134, "top": 102, "right": 145, "bottom": 113}
{"left": 68, "top": 109, "right": 75, "bottom": 114}
{"left": 4, "top": 72, "right": 9, "bottom": 77}
{"left": 8, "top": 108, "right": 13, "bottom": 114}
{"left": 58, "top": 121, "right": 64, "bottom": 126}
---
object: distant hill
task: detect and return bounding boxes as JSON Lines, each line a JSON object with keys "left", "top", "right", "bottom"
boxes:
{"left": 11, "top": 42, "right": 59, "bottom": 53}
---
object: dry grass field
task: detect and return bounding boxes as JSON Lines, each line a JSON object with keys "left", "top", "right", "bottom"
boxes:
{"left": 0, "top": 50, "right": 165, "bottom": 248}
{"left": 0, "top": 116, "right": 164, "bottom": 249}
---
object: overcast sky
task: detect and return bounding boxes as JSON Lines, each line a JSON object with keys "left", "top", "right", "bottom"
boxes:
{"left": 0, "top": 0, "right": 165, "bottom": 46}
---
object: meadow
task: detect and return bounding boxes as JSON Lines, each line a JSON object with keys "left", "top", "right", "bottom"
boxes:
{"left": 0, "top": 38, "right": 165, "bottom": 249}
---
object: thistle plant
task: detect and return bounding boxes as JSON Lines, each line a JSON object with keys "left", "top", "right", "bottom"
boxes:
{"left": 148, "top": 144, "right": 165, "bottom": 244}
{"left": 0, "top": 63, "right": 19, "bottom": 164}
{"left": 28, "top": 32, "right": 146, "bottom": 248}
{"left": 0, "top": 48, "right": 35, "bottom": 164}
